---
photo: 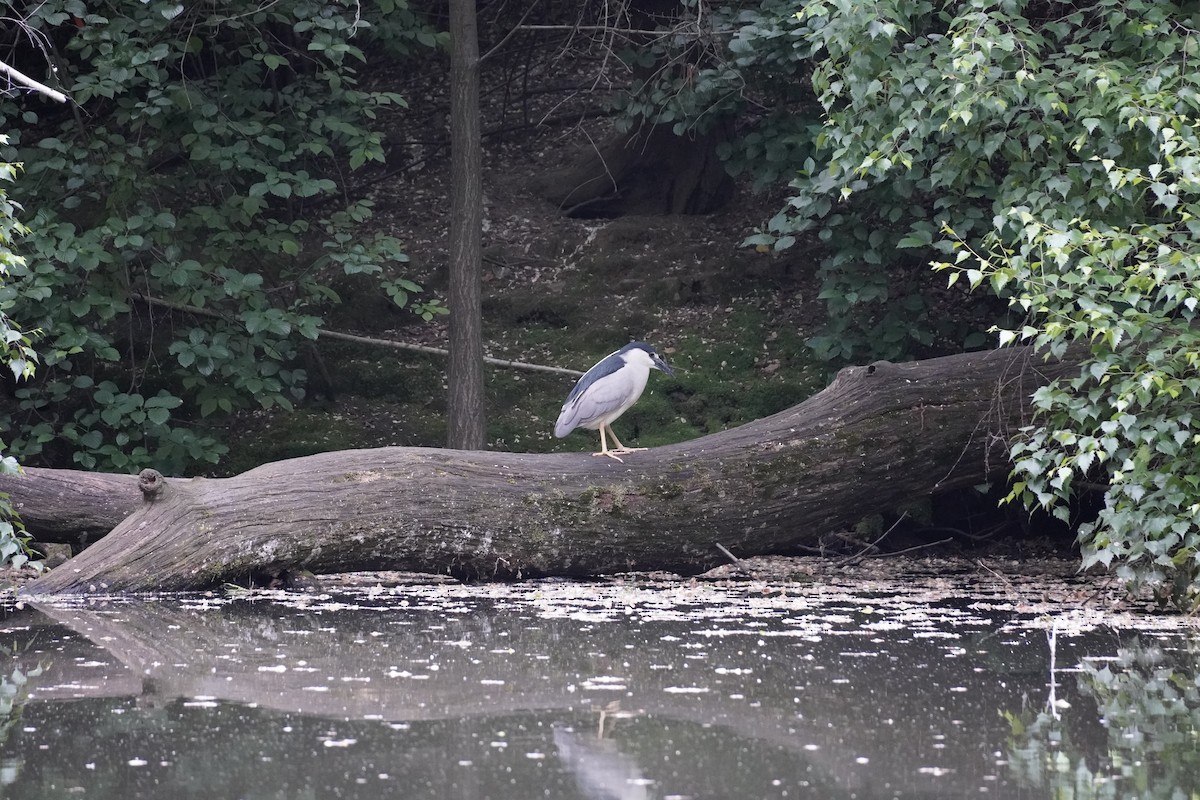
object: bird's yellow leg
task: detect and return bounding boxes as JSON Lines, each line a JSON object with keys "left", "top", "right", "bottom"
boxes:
{"left": 592, "top": 424, "right": 626, "bottom": 462}
{"left": 606, "top": 426, "right": 645, "bottom": 455}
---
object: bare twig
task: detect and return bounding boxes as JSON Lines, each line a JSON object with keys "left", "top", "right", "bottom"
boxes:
{"left": 856, "top": 538, "right": 955, "bottom": 561}
{"left": 835, "top": 512, "right": 910, "bottom": 567}
{"left": 480, "top": 0, "right": 543, "bottom": 64}
{"left": 974, "top": 558, "right": 1013, "bottom": 585}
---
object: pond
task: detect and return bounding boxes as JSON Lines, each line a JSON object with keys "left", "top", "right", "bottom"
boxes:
{"left": 1, "top": 563, "right": 1198, "bottom": 800}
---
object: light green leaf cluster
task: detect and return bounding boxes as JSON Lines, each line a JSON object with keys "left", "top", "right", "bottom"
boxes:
{"left": 0, "top": 140, "right": 40, "bottom": 570}
{"left": 0, "top": 138, "right": 38, "bottom": 383}
{"left": 0, "top": 1, "right": 442, "bottom": 475}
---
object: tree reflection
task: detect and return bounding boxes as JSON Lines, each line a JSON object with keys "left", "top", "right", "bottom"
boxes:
{"left": 1008, "top": 636, "right": 1200, "bottom": 799}
{"left": 0, "top": 648, "right": 45, "bottom": 788}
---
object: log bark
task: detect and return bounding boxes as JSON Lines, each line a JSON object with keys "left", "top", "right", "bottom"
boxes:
{"left": 9, "top": 346, "right": 1080, "bottom": 595}
{"left": 3, "top": 468, "right": 187, "bottom": 549}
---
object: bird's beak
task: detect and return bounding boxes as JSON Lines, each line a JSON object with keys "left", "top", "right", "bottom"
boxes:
{"left": 653, "top": 355, "right": 674, "bottom": 376}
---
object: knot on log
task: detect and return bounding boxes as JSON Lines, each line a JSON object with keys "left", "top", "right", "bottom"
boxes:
{"left": 833, "top": 361, "right": 900, "bottom": 389}
{"left": 138, "top": 469, "right": 165, "bottom": 501}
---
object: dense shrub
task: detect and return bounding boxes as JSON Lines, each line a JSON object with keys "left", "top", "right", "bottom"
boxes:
{"left": 0, "top": 0, "right": 444, "bottom": 474}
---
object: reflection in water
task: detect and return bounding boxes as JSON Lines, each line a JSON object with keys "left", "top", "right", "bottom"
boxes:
{"left": 1008, "top": 635, "right": 1200, "bottom": 799}
{"left": 0, "top": 656, "right": 42, "bottom": 789}
{"left": 0, "top": 580, "right": 1197, "bottom": 799}
{"left": 553, "top": 724, "right": 649, "bottom": 800}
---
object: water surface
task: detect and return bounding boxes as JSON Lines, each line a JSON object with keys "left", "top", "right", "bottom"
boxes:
{"left": 1, "top": 570, "right": 1197, "bottom": 799}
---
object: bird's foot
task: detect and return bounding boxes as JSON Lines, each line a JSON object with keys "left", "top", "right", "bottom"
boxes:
{"left": 592, "top": 446, "right": 648, "bottom": 463}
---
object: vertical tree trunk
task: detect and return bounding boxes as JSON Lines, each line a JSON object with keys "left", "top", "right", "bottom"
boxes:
{"left": 447, "top": 0, "right": 486, "bottom": 449}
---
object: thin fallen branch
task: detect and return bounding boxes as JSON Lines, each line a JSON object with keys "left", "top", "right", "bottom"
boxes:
{"left": 131, "top": 293, "right": 584, "bottom": 378}
{"left": 0, "top": 59, "right": 68, "bottom": 103}
{"left": 513, "top": 24, "right": 734, "bottom": 36}
{"left": 318, "top": 329, "right": 584, "bottom": 377}
{"left": 714, "top": 542, "right": 741, "bottom": 565}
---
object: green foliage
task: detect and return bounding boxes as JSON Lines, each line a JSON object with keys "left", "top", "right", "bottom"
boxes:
{"left": 0, "top": 140, "right": 40, "bottom": 570}
{"left": 0, "top": 138, "right": 37, "bottom": 382}
{"left": 910, "top": 2, "right": 1200, "bottom": 607}
{"left": 0, "top": 1, "right": 441, "bottom": 475}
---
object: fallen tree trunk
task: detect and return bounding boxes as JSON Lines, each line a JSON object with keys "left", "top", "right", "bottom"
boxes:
{"left": 10, "top": 346, "right": 1080, "bottom": 594}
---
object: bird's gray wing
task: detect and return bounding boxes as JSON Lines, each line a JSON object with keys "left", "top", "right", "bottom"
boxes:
{"left": 554, "top": 362, "right": 632, "bottom": 437}
{"left": 563, "top": 352, "right": 623, "bottom": 406}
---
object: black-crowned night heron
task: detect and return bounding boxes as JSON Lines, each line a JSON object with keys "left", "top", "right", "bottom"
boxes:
{"left": 554, "top": 342, "right": 673, "bottom": 462}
